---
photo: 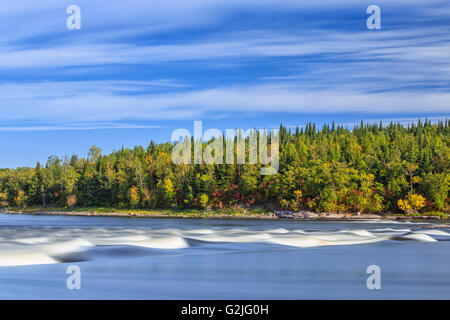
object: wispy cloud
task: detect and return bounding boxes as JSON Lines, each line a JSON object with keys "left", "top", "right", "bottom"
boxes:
{"left": 0, "top": 81, "right": 448, "bottom": 125}
{"left": 0, "top": 123, "right": 163, "bottom": 132}
{"left": 0, "top": 0, "right": 448, "bottom": 128}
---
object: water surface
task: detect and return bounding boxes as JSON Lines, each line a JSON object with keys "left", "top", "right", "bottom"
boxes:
{"left": 0, "top": 214, "right": 449, "bottom": 299}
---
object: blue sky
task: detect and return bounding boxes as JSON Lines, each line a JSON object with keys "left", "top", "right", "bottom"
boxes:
{"left": 0, "top": 0, "right": 449, "bottom": 168}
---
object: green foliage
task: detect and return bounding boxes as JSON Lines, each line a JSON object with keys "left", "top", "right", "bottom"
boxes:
{"left": 0, "top": 120, "right": 448, "bottom": 214}
{"left": 199, "top": 193, "right": 209, "bottom": 209}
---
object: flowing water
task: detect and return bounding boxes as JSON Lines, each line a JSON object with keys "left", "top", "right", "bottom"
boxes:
{"left": 0, "top": 213, "right": 449, "bottom": 299}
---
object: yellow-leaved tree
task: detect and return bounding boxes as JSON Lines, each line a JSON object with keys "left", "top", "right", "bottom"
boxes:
{"left": 199, "top": 193, "right": 209, "bottom": 209}
{"left": 398, "top": 194, "right": 426, "bottom": 213}
{"left": 128, "top": 186, "right": 140, "bottom": 208}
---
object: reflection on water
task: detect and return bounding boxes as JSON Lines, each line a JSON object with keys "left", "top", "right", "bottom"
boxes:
{"left": 0, "top": 214, "right": 449, "bottom": 299}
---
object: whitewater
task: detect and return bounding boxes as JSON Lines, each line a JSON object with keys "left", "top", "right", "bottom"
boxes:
{"left": 0, "top": 214, "right": 449, "bottom": 299}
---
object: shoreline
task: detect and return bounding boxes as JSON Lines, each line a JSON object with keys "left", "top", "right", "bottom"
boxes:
{"left": 1, "top": 209, "right": 446, "bottom": 221}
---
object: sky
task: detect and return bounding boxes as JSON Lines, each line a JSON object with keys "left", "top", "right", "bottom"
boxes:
{"left": 0, "top": 0, "right": 449, "bottom": 168}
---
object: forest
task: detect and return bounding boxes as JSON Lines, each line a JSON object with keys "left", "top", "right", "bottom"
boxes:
{"left": 0, "top": 119, "right": 449, "bottom": 215}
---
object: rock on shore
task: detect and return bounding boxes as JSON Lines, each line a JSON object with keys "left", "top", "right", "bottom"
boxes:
{"left": 274, "top": 210, "right": 381, "bottom": 219}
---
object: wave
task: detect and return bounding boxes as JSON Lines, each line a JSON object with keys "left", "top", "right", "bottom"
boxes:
{"left": 0, "top": 252, "right": 57, "bottom": 267}
{"left": 106, "top": 236, "right": 190, "bottom": 249}
{"left": 0, "top": 239, "right": 92, "bottom": 267}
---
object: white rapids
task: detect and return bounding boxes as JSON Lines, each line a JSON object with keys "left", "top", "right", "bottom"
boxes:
{"left": 0, "top": 225, "right": 448, "bottom": 267}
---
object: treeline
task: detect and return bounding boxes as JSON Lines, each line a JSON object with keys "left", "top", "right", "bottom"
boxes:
{"left": 0, "top": 119, "right": 449, "bottom": 214}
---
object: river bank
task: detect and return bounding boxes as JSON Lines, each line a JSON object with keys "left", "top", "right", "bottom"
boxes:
{"left": 1, "top": 208, "right": 447, "bottom": 220}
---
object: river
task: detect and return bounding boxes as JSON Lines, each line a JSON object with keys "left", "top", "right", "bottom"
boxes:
{"left": 0, "top": 214, "right": 449, "bottom": 299}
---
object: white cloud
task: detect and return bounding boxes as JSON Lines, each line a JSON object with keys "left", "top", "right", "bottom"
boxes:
{"left": 0, "top": 123, "right": 162, "bottom": 132}
{"left": 0, "top": 0, "right": 448, "bottom": 127}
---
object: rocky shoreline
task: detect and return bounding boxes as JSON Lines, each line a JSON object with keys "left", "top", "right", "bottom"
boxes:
{"left": 0, "top": 209, "right": 445, "bottom": 220}
{"left": 273, "top": 210, "right": 444, "bottom": 220}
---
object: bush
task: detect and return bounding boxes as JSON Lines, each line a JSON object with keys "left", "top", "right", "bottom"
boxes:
{"left": 398, "top": 194, "right": 426, "bottom": 213}
{"left": 199, "top": 193, "right": 209, "bottom": 209}
{"left": 408, "top": 194, "right": 426, "bottom": 211}
{"left": 66, "top": 194, "right": 77, "bottom": 208}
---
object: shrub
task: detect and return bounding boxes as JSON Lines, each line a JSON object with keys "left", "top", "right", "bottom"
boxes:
{"left": 66, "top": 194, "right": 77, "bottom": 208}
{"left": 407, "top": 194, "right": 426, "bottom": 211}
{"left": 398, "top": 194, "right": 426, "bottom": 213}
{"left": 199, "top": 193, "right": 209, "bottom": 209}
{"left": 398, "top": 199, "right": 411, "bottom": 212}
